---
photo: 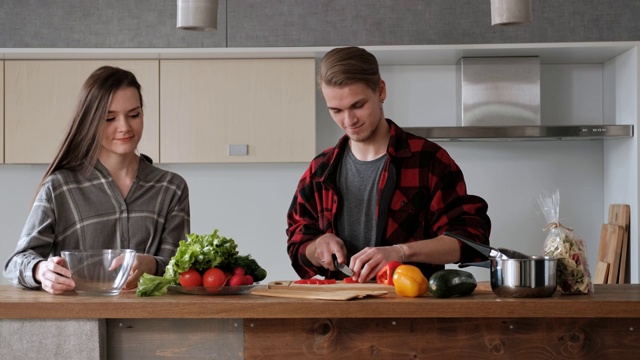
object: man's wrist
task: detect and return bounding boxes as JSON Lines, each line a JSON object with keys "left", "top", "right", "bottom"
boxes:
{"left": 393, "top": 244, "right": 406, "bottom": 263}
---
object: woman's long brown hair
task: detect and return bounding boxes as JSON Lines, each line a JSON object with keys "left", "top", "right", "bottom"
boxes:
{"left": 35, "top": 66, "right": 143, "bottom": 198}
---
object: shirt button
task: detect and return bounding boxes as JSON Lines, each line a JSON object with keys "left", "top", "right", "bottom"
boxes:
{"left": 121, "top": 205, "right": 126, "bottom": 210}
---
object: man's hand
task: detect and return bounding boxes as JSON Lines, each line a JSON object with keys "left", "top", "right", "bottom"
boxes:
{"left": 349, "top": 246, "right": 404, "bottom": 282}
{"left": 307, "top": 234, "right": 348, "bottom": 271}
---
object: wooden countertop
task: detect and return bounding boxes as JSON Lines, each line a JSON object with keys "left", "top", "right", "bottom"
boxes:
{"left": 1, "top": 284, "right": 639, "bottom": 320}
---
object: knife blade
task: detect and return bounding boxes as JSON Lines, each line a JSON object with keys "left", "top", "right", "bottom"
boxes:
{"left": 332, "top": 254, "right": 353, "bottom": 276}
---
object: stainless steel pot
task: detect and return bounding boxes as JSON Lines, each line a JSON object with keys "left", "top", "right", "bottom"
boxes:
{"left": 445, "top": 232, "right": 557, "bottom": 298}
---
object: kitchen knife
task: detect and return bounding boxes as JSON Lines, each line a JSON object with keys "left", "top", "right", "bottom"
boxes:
{"left": 332, "top": 254, "right": 353, "bottom": 276}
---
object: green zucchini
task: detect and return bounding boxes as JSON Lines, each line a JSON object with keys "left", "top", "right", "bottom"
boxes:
{"left": 428, "top": 269, "right": 477, "bottom": 298}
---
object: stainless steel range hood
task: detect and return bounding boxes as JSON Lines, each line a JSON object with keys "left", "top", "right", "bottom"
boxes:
{"left": 407, "top": 56, "right": 635, "bottom": 141}
{"left": 406, "top": 125, "right": 634, "bottom": 141}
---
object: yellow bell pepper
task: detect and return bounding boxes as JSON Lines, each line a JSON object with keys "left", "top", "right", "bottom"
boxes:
{"left": 393, "top": 264, "right": 428, "bottom": 297}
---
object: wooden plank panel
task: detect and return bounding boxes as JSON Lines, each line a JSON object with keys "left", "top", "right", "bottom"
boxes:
{"left": 245, "top": 318, "right": 640, "bottom": 359}
{"left": 2, "top": 285, "right": 640, "bottom": 320}
{"left": 594, "top": 261, "right": 609, "bottom": 284}
{"left": 597, "top": 224, "right": 623, "bottom": 283}
{"left": 106, "top": 318, "right": 243, "bottom": 359}
{"left": 608, "top": 204, "right": 631, "bottom": 283}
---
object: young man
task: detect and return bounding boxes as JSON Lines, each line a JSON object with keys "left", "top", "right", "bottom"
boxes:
{"left": 286, "top": 46, "right": 491, "bottom": 282}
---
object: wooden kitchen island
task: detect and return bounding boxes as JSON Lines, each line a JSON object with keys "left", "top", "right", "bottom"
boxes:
{"left": 1, "top": 284, "right": 639, "bottom": 359}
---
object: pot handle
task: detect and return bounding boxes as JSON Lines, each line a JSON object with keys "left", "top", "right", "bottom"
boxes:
{"left": 458, "top": 261, "right": 491, "bottom": 269}
{"left": 444, "top": 231, "right": 494, "bottom": 259}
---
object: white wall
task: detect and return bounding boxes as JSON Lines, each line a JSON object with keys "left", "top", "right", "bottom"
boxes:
{"left": 379, "top": 63, "right": 606, "bottom": 281}
{"left": 0, "top": 62, "right": 630, "bottom": 285}
{"left": 603, "top": 47, "right": 639, "bottom": 283}
{"left": 0, "top": 163, "right": 309, "bottom": 285}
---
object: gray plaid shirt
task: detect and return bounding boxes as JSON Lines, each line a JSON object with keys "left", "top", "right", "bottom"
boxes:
{"left": 3, "top": 156, "right": 190, "bottom": 289}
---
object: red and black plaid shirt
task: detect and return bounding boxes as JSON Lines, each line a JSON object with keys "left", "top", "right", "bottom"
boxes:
{"left": 286, "top": 119, "right": 491, "bottom": 279}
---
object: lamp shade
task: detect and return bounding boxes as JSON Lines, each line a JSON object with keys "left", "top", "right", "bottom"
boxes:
{"left": 177, "top": 0, "right": 218, "bottom": 31}
{"left": 490, "top": 0, "right": 532, "bottom": 26}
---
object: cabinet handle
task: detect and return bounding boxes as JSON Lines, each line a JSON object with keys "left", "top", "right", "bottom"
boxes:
{"left": 228, "top": 144, "right": 249, "bottom": 156}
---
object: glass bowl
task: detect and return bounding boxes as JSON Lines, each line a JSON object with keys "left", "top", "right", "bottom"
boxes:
{"left": 61, "top": 249, "right": 136, "bottom": 296}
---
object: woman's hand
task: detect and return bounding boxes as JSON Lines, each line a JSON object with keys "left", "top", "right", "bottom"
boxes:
{"left": 34, "top": 257, "right": 75, "bottom": 295}
{"left": 123, "top": 254, "right": 157, "bottom": 290}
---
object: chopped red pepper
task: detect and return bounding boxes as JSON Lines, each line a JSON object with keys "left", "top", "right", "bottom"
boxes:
{"left": 294, "top": 278, "right": 337, "bottom": 285}
{"left": 376, "top": 260, "right": 403, "bottom": 285}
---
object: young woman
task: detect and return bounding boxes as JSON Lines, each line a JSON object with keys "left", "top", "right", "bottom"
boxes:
{"left": 3, "top": 66, "right": 191, "bottom": 294}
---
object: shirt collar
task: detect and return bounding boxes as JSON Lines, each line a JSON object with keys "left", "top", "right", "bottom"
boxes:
{"left": 314, "top": 119, "right": 414, "bottom": 182}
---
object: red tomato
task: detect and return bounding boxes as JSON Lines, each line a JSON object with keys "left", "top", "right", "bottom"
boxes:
{"left": 243, "top": 275, "right": 254, "bottom": 285}
{"left": 229, "top": 274, "right": 246, "bottom": 287}
{"left": 202, "top": 267, "right": 227, "bottom": 287}
{"left": 376, "top": 260, "right": 403, "bottom": 285}
{"left": 179, "top": 268, "right": 203, "bottom": 287}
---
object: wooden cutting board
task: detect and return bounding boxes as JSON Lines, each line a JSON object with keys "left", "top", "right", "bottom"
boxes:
{"left": 251, "top": 288, "right": 388, "bottom": 301}
{"left": 594, "top": 261, "right": 610, "bottom": 284}
{"left": 608, "top": 204, "right": 630, "bottom": 284}
{"left": 256, "top": 280, "right": 494, "bottom": 300}
{"left": 267, "top": 280, "right": 393, "bottom": 292}
{"left": 597, "top": 223, "right": 624, "bottom": 284}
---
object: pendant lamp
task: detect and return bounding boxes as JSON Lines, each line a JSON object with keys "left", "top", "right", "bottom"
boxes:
{"left": 177, "top": 0, "right": 218, "bottom": 31}
{"left": 490, "top": 0, "right": 533, "bottom": 26}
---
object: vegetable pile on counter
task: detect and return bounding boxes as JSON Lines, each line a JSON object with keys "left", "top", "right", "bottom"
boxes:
{"left": 375, "top": 261, "right": 477, "bottom": 298}
{"left": 136, "top": 229, "right": 267, "bottom": 297}
{"left": 374, "top": 261, "right": 428, "bottom": 297}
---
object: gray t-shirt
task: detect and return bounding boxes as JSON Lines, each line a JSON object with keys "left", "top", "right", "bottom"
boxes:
{"left": 336, "top": 147, "right": 388, "bottom": 258}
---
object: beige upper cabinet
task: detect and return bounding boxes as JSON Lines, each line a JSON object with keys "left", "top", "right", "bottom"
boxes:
{"left": 4, "top": 60, "right": 160, "bottom": 164}
{"left": 160, "top": 59, "right": 316, "bottom": 163}
{"left": 0, "top": 62, "right": 4, "bottom": 164}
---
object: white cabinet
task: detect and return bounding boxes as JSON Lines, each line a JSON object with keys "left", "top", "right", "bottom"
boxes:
{"left": 4, "top": 60, "right": 160, "bottom": 164}
{"left": 159, "top": 59, "right": 316, "bottom": 163}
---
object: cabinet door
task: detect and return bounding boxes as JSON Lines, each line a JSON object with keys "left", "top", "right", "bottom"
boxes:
{"left": 5, "top": 60, "right": 159, "bottom": 164}
{"left": 160, "top": 59, "right": 316, "bottom": 163}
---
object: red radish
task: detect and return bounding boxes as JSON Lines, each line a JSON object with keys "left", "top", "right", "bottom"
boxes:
{"left": 229, "top": 274, "right": 245, "bottom": 286}
{"left": 243, "top": 275, "right": 254, "bottom": 285}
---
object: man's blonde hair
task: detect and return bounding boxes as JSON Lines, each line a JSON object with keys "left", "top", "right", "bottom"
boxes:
{"left": 319, "top": 46, "right": 381, "bottom": 92}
